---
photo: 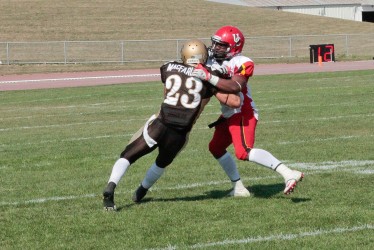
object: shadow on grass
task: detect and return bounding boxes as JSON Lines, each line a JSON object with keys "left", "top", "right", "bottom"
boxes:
{"left": 250, "top": 183, "right": 310, "bottom": 203}
{"left": 250, "top": 183, "right": 285, "bottom": 198}
{"left": 115, "top": 190, "right": 228, "bottom": 210}
{"left": 115, "top": 183, "right": 309, "bottom": 210}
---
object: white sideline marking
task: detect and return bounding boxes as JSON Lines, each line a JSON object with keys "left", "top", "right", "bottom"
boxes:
{"left": 1, "top": 194, "right": 98, "bottom": 206}
{"left": 0, "top": 74, "right": 161, "bottom": 84}
{"left": 0, "top": 103, "right": 156, "bottom": 114}
{"left": 148, "top": 224, "right": 373, "bottom": 249}
{"left": 355, "top": 169, "right": 374, "bottom": 174}
{"left": 277, "top": 135, "right": 374, "bottom": 145}
{"left": 1, "top": 112, "right": 373, "bottom": 132}
{"left": 287, "top": 160, "right": 374, "bottom": 170}
{"left": 261, "top": 113, "right": 374, "bottom": 125}
{"left": 0, "top": 179, "right": 237, "bottom": 206}
{"left": 1, "top": 160, "right": 373, "bottom": 206}
{"left": 0, "top": 118, "right": 147, "bottom": 132}
{"left": 0, "top": 133, "right": 367, "bottom": 149}
{"left": 0, "top": 134, "right": 130, "bottom": 148}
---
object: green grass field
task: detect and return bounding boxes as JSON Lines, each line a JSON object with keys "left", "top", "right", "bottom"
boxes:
{"left": 1, "top": 70, "right": 373, "bottom": 249}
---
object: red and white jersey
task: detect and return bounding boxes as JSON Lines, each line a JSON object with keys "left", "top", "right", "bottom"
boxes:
{"left": 207, "top": 55, "right": 258, "bottom": 120}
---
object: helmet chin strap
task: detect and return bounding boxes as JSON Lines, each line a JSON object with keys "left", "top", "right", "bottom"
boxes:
{"left": 213, "top": 50, "right": 232, "bottom": 61}
{"left": 211, "top": 42, "right": 232, "bottom": 60}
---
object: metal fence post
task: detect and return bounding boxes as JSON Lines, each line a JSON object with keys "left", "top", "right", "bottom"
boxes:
{"left": 64, "top": 41, "right": 67, "bottom": 64}
{"left": 121, "top": 41, "right": 124, "bottom": 64}
{"left": 176, "top": 40, "right": 179, "bottom": 61}
{"left": 345, "top": 35, "right": 349, "bottom": 56}
{"left": 6, "top": 42, "right": 9, "bottom": 65}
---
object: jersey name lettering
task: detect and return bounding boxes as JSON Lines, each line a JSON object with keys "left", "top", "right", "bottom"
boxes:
{"left": 166, "top": 63, "right": 194, "bottom": 75}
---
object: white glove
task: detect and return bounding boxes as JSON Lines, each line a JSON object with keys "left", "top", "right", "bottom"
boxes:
{"left": 192, "top": 68, "right": 210, "bottom": 81}
{"left": 191, "top": 64, "right": 219, "bottom": 86}
{"left": 211, "top": 64, "right": 229, "bottom": 75}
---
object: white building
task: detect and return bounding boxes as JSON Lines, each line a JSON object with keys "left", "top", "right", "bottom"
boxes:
{"left": 208, "top": 0, "right": 374, "bottom": 22}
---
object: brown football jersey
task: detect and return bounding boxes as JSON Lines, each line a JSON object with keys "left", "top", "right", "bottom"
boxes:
{"left": 159, "top": 61, "right": 216, "bottom": 132}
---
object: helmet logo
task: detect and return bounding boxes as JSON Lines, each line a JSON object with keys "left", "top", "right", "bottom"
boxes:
{"left": 233, "top": 33, "right": 241, "bottom": 44}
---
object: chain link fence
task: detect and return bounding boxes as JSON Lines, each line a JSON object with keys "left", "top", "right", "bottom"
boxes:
{"left": 0, "top": 34, "right": 373, "bottom": 65}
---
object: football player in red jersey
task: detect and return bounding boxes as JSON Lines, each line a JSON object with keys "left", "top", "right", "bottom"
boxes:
{"left": 103, "top": 39, "right": 241, "bottom": 210}
{"left": 192, "top": 26, "right": 304, "bottom": 196}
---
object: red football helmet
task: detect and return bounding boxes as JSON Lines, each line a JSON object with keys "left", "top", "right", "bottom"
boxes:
{"left": 210, "top": 25, "right": 245, "bottom": 60}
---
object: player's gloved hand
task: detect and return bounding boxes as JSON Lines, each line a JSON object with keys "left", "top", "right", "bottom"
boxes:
{"left": 191, "top": 64, "right": 211, "bottom": 80}
{"left": 191, "top": 64, "right": 219, "bottom": 86}
{"left": 211, "top": 63, "right": 229, "bottom": 75}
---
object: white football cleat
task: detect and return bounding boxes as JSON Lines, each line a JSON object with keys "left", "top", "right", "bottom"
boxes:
{"left": 229, "top": 180, "right": 250, "bottom": 197}
{"left": 284, "top": 171, "right": 304, "bottom": 195}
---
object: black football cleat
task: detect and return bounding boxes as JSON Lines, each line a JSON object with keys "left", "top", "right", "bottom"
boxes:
{"left": 132, "top": 184, "right": 148, "bottom": 203}
{"left": 103, "top": 182, "right": 117, "bottom": 211}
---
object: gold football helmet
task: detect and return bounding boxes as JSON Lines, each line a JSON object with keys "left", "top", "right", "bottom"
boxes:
{"left": 180, "top": 39, "right": 208, "bottom": 66}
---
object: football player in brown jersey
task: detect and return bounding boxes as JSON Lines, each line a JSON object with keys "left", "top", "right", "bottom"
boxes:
{"left": 103, "top": 39, "right": 241, "bottom": 210}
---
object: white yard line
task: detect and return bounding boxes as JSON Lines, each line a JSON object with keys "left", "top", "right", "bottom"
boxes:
{"left": 148, "top": 224, "right": 373, "bottom": 249}
{"left": 287, "top": 160, "right": 374, "bottom": 170}
{"left": 2, "top": 99, "right": 372, "bottom": 120}
{"left": 277, "top": 135, "right": 369, "bottom": 145}
{"left": 0, "top": 133, "right": 369, "bottom": 149}
{"left": 0, "top": 74, "right": 161, "bottom": 84}
{"left": 1, "top": 160, "right": 372, "bottom": 207}
{"left": 1, "top": 113, "right": 373, "bottom": 132}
